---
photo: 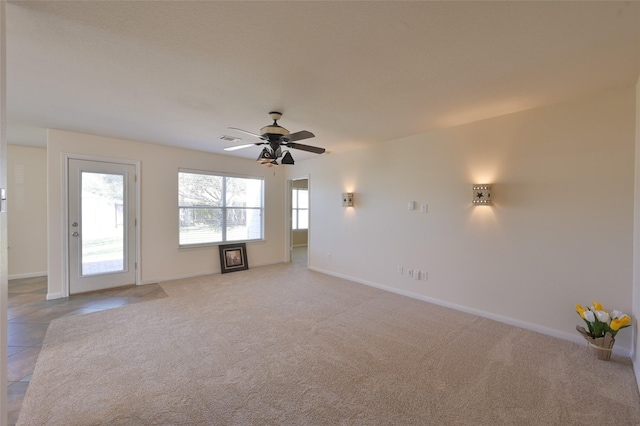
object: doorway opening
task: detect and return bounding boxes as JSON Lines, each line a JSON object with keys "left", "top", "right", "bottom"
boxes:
{"left": 289, "top": 178, "right": 309, "bottom": 267}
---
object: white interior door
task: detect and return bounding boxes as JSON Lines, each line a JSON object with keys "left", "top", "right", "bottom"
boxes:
{"left": 0, "top": 2, "right": 7, "bottom": 423}
{"left": 68, "top": 159, "right": 136, "bottom": 294}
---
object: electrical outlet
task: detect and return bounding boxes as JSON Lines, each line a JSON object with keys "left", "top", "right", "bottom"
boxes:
{"left": 413, "top": 270, "right": 420, "bottom": 280}
{"left": 327, "top": 253, "right": 332, "bottom": 260}
{"left": 408, "top": 269, "right": 413, "bottom": 278}
{"left": 421, "top": 204, "right": 428, "bottom": 213}
{"left": 397, "top": 266, "right": 403, "bottom": 275}
{"left": 421, "top": 271, "right": 428, "bottom": 280}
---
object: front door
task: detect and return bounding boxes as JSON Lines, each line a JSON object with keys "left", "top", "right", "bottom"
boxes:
{"left": 68, "top": 159, "right": 136, "bottom": 294}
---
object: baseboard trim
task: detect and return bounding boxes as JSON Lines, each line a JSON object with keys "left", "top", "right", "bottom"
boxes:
{"left": 46, "top": 292, "right": 66, "bottom": 300}
{"left": 147, "top": 260, "right": 284, "bottom": 285}
{"left": 8, "top": 272, "right": 47, "bottom": 280}
{"left": 48, "top": 261, "right": 285, "bottom": 295}
{"left": 308, "top": 266, "right": 632, "bottom": 358}
{"left": 635, "top": 358, "right": 640, "bottom": 394}
{"left": 142, "top": 271, "right": 216, "bottom": 285}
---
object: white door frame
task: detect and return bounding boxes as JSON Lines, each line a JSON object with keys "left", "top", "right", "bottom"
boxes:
{"left": 62, "top": 153, "right": 140, "bottom": 297}
{"left": 286, "top": 175, "right": 310, "bottom": 264}
{"left": 0, "top": 2, "right": 8, "bottom": 424}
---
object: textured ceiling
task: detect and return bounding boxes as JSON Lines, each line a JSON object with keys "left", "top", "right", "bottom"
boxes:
{"left": 6, "top": 1, "right": 640, "bottom": 161}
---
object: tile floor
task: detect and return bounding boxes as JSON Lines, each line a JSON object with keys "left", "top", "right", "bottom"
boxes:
{"left": 6, "top": 276, "right": 168, "bottom": 425}
{"left": 291, "top": 245, "right": 308, "bottom": 267}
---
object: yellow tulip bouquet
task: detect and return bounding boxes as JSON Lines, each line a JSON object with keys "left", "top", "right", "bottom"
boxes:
{"left": 575, "top": 302, "right": 631, "bottom": 360}
{"left": 575, "top": 302, "right": 631, "bottom": 338}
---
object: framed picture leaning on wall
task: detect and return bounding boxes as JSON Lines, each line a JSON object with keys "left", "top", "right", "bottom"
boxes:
{"left": 219, "top": 243, "right": 249, "bottom": 273}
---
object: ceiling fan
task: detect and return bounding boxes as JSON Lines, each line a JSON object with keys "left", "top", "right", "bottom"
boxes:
{"left": 225, "top": 112, "right": 326, "bottom": 166}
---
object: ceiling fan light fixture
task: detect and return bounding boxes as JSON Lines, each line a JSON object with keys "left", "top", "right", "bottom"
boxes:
{"left": 226, "top": 112, "right": 324, "bottom": 166}
{"left": 260, "top": 124, "right": 289, "bottom": 137}
{"left": 260, "top": 111, "right": 290, "bottom": 137}
{"left": 256, "top": 148, "right": 273, "bottom": 163}
{"left": 281, "top": 151, "right": 295, "bottom": 165}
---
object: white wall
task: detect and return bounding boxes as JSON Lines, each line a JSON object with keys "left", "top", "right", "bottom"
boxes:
{"left": 289, "top": 85, "right": 637, "bottom": 353}
{"left": 293, "top": 230, "right": 308, "bottom": 247}
{"left": 7, "top": 145, "right": 47, "bottom": 278}
{"left": 47, "top": 130, "right": 286, "bottom": 298}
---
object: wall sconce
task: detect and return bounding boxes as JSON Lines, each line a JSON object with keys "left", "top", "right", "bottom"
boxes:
{"left": 472, "top": 184, "right": 492, "bottom": 205}
{"left": 342, "top": 192, "right": 354, "bottom": 207}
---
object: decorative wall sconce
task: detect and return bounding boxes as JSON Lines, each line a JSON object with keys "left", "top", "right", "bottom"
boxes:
{"left": 472, "top": 184, "right": 492, "bottom": 205}
{"left": 342, "top": 192, "right": 354, "bottom": 207}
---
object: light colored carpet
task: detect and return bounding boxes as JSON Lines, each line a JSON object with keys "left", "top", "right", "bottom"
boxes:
{"left": 18, "top": 262, "right": 640, "bottom": 425}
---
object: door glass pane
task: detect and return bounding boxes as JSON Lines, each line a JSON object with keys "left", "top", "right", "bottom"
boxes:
{"left": 81, "top": 172, "right": 125, "bottom": 275}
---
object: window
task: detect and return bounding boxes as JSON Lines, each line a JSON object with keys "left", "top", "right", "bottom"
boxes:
{"left": 178, "top": 171, "right": 264, "bottom": 246}
{"left": 292, "top": 188, "right": 308, "bottom": 230}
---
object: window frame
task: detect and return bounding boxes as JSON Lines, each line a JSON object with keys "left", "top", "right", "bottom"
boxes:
{"left": 178, "top": 169, "right": 265, "bottom": 247}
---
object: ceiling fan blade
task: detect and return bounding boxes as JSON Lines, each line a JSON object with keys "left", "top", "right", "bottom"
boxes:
{"left": 224, "top": 143, "right": 261, "bottom": 151}
{"left": 228, "top": 127, "right": 267, "bottom": 141}
{"left": 284, "top": 142, "right": 326, "bottom": 154}
{"left": 283, "top": 130, "right": 315, "bottom": 142}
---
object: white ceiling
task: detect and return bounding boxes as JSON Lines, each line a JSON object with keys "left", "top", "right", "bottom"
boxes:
{"left": 6, "top": 1, "right": 640, "bottom": 161}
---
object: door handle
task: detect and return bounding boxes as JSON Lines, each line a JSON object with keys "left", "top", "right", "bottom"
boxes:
{"left": 72, "top": 232, "right": 79, "bottom": 237}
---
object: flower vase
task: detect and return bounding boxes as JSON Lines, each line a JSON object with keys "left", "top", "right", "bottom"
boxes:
{"left": 576, "top": 325, "right": 615, "bottom": 361}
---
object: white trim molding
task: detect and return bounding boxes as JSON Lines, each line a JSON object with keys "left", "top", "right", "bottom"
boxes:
{"left": 309, "top": 266, "right": 633, "bottom": 358}
{"left": 8, "top": 272, "right": 46, "bottom": 280}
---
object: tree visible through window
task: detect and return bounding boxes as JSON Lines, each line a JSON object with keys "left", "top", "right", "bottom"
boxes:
{"left": 292, "top": 188, "right": 308, "bottom": 230}
{"left": 178, "top": 171, "right": 263, "bottom": 245}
